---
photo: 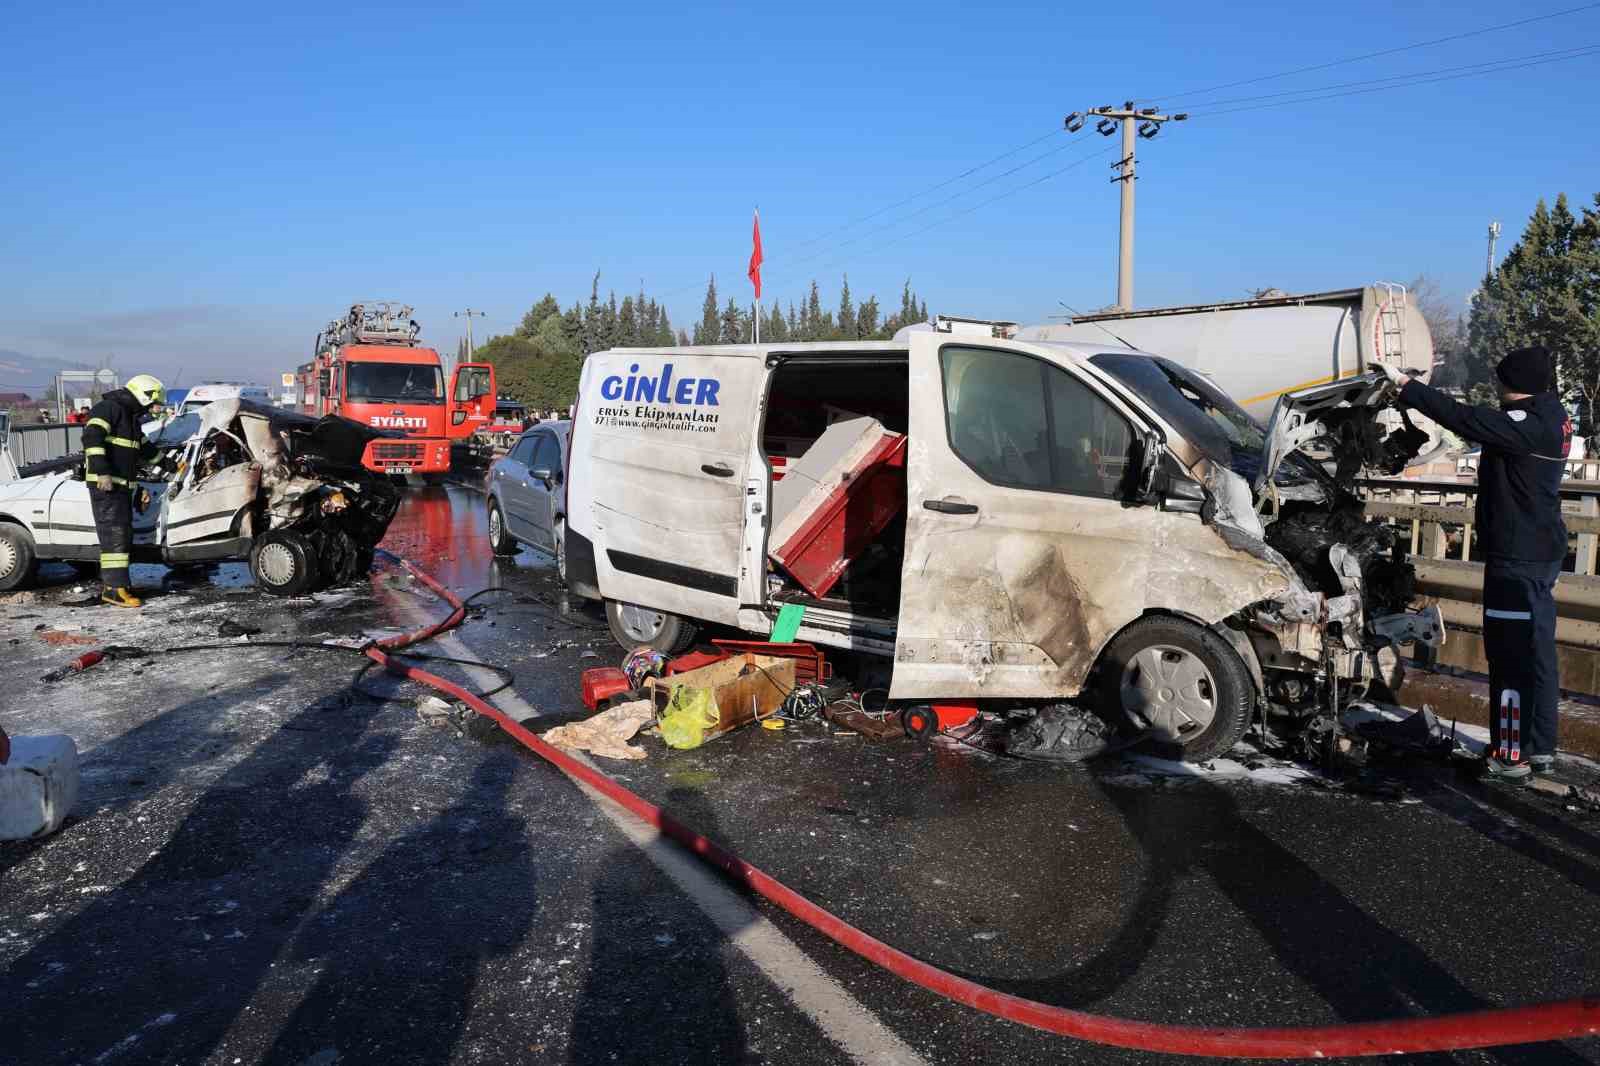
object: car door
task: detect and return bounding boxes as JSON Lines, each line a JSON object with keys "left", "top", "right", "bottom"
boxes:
{"left": 494, "top": 436, "right": 537, "bottom": 539}
{"left": 580, "top": 351, "right": 767, "bottom": 627}
{"left": 523, "top": 431, "right": 564, "bottom": 551}
{"left": 891, "top": 333, "right": 1163, "bottom": 700}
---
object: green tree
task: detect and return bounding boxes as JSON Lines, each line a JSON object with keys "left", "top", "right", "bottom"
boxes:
{"left": 720, "top": 296, "right": 745, "bottom": 344}
{"left": 837, "top": 275, "right": 856, "bottom": 340}
{"left": 618, "top": 296, "right": 637, "bottom": 348}
{"left": 787, "top": 303, "right": 798, "bottom": 338}
{"left": 766, "top": 303, "right": 787, "bottom": 341}
{"left": 858, "top": 295, "right": 880, "bottom": 339}
{"left": 1465, "top": 193, "right": 1600, "bottom": 431}
{"left": 695, "top": 275, "right": 719, "bottom": 345}
{"left": 517, "top": 294, "right": 562, "bottom": 338}
{"left": 804, "top": 282, "right": 823, "bottom": 340}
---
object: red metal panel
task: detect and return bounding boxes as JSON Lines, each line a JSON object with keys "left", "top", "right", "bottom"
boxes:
{"left": 769, "top": 434, "right": 906, "bottom": 601}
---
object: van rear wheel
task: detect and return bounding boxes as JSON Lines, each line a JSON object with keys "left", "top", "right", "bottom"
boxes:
{"left": 1100, "top": 616, "right": 1252, "bottom": 762}
{"left": 604, "top": 599, "right": 698, "bottom": 655}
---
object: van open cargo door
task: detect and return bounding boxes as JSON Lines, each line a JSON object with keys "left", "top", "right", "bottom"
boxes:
{"left": 579, "top": 351, "right": 769, "bottom": 626}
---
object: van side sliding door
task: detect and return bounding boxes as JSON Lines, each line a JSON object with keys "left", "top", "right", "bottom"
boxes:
{"left": 892, "top": 335, "right": 1157, "bottom": 700}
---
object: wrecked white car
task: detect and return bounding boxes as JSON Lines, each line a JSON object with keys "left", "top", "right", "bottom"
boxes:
{"left": 566, "top": 330, "right": 1442, "bottom": 761}
{"left": 0, "top": 399, "right": 400, "bottom": 596}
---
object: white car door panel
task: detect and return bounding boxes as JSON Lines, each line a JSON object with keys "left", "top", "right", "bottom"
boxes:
{"left": 164, "top": 463, "right": 260, "bottom": 545}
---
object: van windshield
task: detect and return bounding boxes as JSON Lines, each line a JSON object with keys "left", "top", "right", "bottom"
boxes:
{"left": 346, "top": 363, "right": 444, "bottom": 405}
{"left": 1089, "top": 352, "right": 1309, "bottom": 486}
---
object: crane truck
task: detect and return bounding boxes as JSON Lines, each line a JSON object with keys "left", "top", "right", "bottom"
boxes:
{"left": 293, "top": 302, "right": 496, "bottom": 479}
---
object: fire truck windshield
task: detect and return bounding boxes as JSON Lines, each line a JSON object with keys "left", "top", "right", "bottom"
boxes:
{"left": 345, "top": 362, "right": 444, "bottom": 404}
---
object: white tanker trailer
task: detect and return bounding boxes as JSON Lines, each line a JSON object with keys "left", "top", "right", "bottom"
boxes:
{"left": 1016, "top": 283, "right": 1433, "bottom": 418}
{"left": 898, "top": 284, "right": 1443, "bottom": 461}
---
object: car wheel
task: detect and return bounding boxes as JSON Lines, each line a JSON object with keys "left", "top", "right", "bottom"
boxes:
{"left": 604, "top": 598, "right": 698, "bottom": 655}
{"left": 250, "top": 530, "right": 321, "bottom": 597}
{"left": 1099, "top": 616, "right": 1252, "bottom": 762}
{"left": 554, "top": 519, "right": 567, "bottom": 585}
{"left": 0, "top": 523, "right": 40, "bottom": 592}
{"left": 487, "top": 499, "right": 518, "bottom": 556}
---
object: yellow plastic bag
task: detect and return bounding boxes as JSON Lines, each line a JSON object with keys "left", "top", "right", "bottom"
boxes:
{"left": 658, "top": 685, "right": 720, "bottom": 750}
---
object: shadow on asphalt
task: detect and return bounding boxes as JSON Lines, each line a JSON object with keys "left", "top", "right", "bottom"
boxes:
{"left": 947, "top": 775, "right": 1589, "bottom": 1066}
{"left": 5, "top": 686, "right": 398, "bottom": 1063}
{"left": 567, "top": 787, "right": 749, "bottom": 1064}
{"left": 261, "top": 752, "right": 536, "bottom": 1064}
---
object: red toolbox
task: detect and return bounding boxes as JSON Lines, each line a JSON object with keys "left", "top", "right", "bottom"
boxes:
{"left": 710, "top": 639, "right": 831, "bottom": 685}
{"left": 581, "top": 667, "right": 632, "bottom": 710}
{"left": 768, "top": 418, "right": 907, "bottom": 601}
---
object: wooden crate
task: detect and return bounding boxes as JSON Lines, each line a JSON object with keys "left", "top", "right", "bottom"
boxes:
{"left": 646, "top": 654, "right": 796, "bottom": 742}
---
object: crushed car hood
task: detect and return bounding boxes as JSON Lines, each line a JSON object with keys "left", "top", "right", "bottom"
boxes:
{"left": 1253, "top": 373, "right": 1427, "bottom": 494}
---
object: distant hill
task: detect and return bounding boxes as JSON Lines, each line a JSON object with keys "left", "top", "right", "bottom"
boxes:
{"left": 0, "top": 349, "right": 100, "bottom": 398}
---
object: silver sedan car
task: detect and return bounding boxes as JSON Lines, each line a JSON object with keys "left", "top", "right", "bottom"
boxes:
{"left": 486, "top": 421, "right": 571, "bottom": 578}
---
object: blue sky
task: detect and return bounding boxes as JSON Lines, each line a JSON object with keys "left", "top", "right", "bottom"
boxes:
{"left": 2, "top": 0, "right": 1598, "bottom": 386}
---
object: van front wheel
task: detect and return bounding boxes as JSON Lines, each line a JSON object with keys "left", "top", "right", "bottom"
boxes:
{"left": 604, "top": 599, "right": 698, "bottom": 655}
{"left": 1099, "top": 617, "right": 1252, "bottom": 762}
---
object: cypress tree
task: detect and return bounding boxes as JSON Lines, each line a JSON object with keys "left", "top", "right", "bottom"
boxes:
{"left": 837, "top": 275, "right": 856, "bottom": 340}
{"left": 721, "top": 296, "right": 744, "bottom": 344}
{"left": 618, "top": 296, "right": 637, "bottom": 349}
{"left": 695, "top": 275, "right": 719, "bottom": 345}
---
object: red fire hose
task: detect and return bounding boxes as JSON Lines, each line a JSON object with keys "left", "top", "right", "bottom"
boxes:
{"left": 370, "top": 558, "right": 1597, "bottom": 1056}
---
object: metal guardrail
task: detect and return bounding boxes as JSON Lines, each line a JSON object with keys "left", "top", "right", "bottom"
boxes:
{"left": 1359, "top": 477, "right": 1600, "bottom": 688}
{"left": 5, "top": 423, "right": 84, "bottom": 468}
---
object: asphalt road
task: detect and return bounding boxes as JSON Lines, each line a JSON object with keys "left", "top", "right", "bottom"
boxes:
{"left": 3, "top": 483, "right": 1600, "bottom": 1066}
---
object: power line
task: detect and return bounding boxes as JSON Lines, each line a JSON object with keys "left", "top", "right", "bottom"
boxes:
{"left": 1143, "top": 1, "right": 1600, "bottom": 103}
{"left": 1172, "top": 42, "right": 1600, "bottom": 112}
{"left": 770, "top": 138, "right": 1090, "bottom": 275}
{"left": 1184, "top": 44, "right": 1600, "bottom": 118}
{"left": 762, "top": 145, "right": 1119, "bottom": 295}
{"left": 783, "top": 128, "right": 1065, "bottom": 255}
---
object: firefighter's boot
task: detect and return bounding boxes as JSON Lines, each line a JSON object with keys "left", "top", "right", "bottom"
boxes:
{"left": 102, "top": 587, "right": 143, "bottom": 608}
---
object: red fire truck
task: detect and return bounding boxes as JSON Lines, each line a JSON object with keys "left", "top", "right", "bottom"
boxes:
{"left": 293, "top": 302, "right": 495, "bottom": 478}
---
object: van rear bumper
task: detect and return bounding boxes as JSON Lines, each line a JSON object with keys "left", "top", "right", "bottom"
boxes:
{"left": 565, "top": 527, "right": 601, "bottom": 599}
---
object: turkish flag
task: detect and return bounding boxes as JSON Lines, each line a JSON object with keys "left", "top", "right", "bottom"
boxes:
{"left": 747, "top": 209, "right": 763, "bottom": 300}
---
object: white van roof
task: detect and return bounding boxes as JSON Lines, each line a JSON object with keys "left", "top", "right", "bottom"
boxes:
{"left": 594, "top": 339, "right": 1125, "bottom": 363}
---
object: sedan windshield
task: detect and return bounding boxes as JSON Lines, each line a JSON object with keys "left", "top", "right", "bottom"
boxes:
{"left": 346, "top": 362, "right": 444, "bottom": 404}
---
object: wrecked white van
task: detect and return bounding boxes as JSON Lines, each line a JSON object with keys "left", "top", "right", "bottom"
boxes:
{"left": 565, "top": 327, "right": 1442, "bottom": 760}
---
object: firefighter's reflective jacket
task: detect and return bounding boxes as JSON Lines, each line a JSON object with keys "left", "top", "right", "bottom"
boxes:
{"left": 82, "top": 388, "right": 157, "bottom": 488}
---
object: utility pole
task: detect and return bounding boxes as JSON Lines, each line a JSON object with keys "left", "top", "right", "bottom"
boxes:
{"left": 453, "top": 308, "right": 486, "bottom": 356}
{"left": 1485, "top": 221, "right": 1502, "bottom": 281}
{"left": 1065, "top": 102, "right": 1187, "bottom": 310}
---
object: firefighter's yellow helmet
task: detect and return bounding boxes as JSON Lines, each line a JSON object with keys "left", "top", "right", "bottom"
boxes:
{"left": 125, "top": 374, "right": 166, "bottom": 408}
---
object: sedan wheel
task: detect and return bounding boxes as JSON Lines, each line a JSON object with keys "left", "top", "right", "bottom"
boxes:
{"left": 604, "top": 598, "right": 698, "bottom": 654}
{"left": 0, "top": 524, "right": 40, "bottom": 592}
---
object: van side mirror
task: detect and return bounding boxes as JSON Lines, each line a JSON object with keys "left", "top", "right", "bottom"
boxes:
{"left": 1135, "top": 431, "right": 1162, "bottom": 500}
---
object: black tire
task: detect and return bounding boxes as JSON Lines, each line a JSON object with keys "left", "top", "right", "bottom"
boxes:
{"left": 0, "top": 523, "right": 39, "bottom": 592}
{"left": 604, "top": 598, "right": 698, "bottom": 655}
{"left": 487, "top": 499, "right": 517, "bottom": 556}
{"left": 1098, "top": 616, "right": 1253, "bottom": 762}
{"left": 250, "top": 530, "right": 321, "bottom": 597}
{"left": 554, "top": 519, "right": 567, "bottom": 586}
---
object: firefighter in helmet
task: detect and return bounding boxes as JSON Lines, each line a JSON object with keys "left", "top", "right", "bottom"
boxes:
{"left": 82, "top": 374, "right": 165, "bottom": 607}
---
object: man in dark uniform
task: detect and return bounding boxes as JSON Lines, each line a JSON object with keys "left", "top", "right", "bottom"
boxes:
{"left": 1371, "top": 348, "right": 1571, "bottom": 779}
{"left": 82, "top": 375, "right": 164, "bottom": 608}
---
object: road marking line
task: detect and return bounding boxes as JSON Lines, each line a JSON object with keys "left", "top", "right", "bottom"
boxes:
{"left": 399, "top": 613, "right": 929, "bottom": 1066}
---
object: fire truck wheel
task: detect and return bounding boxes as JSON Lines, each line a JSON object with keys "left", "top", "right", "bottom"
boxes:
{"left": 0, "top": 523, "right": 40, "bottom": 592}
{"left": 487, "top": 500, "right": 517, "bottom": 555}
{"left": 250, "top": 531, "right": 321, "bottom": 597}
{"left": 604, "top": 599, "right": 698, "bottom": 655}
